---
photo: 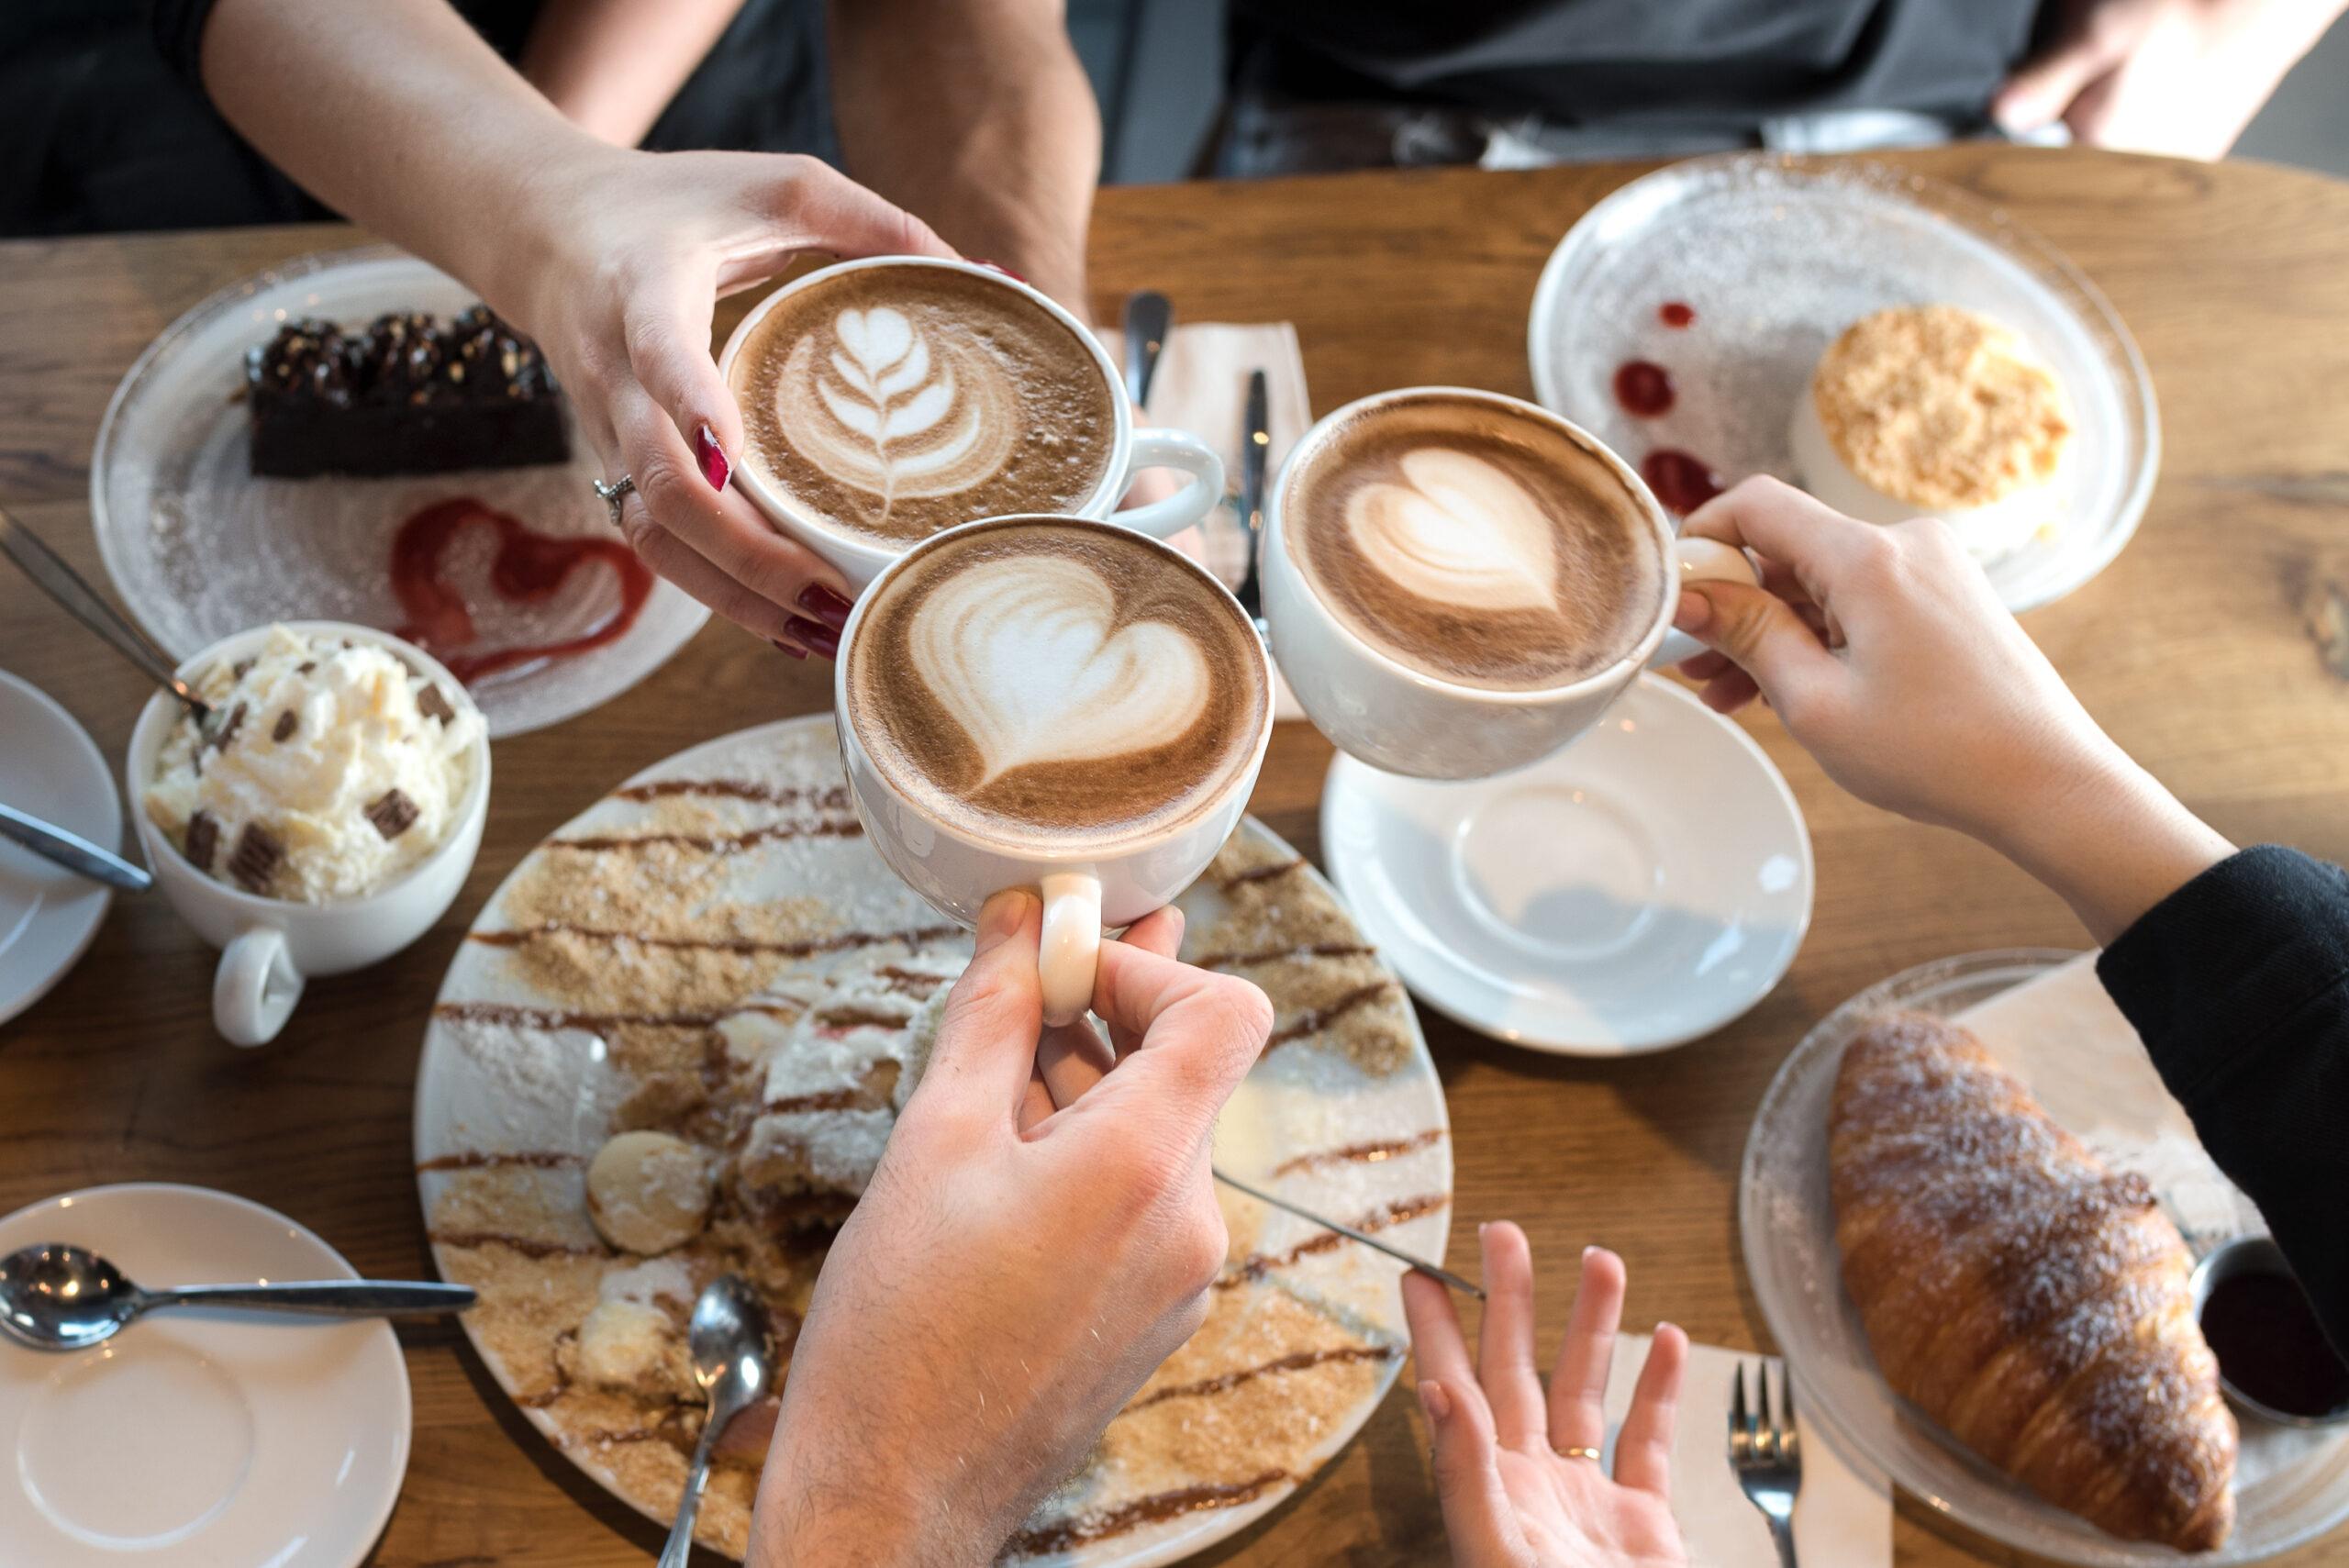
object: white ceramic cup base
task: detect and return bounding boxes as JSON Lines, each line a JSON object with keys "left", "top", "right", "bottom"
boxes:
{"left": 1320, "top": 675, "right": 1813, "bottom": 1055}
{"left": 127, "top": 621, "right": 491, "bottom": 1047}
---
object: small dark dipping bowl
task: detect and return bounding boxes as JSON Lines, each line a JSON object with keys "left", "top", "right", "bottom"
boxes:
{"left": 2192, "top": 1235, "right": 2349, "bottom": 1427}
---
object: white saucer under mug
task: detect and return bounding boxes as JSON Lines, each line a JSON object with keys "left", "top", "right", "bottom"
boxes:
{"left": 0, "top": 1184, "right": 411, "bottom": 1567}
{"left": 1320, "top": 674, "right": 1812, "bottom": 1055}
{"left": 0, "top": 672, "right": 122, "bottom": 1026}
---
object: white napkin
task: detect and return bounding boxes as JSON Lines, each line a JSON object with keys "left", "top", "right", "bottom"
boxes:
{"left": 1604, "top": 1335, "right": 1891, "bottom": 1568}
{"left": 1109, "top": 321, "right": 1315, "bottom": 720}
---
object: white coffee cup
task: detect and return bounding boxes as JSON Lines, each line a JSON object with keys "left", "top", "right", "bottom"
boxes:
{"left": 719, "top": 256, "right": 1225, "bottom": 593}
{"left": 126, "top": 621, "right": 490, "bottom": 1047}
{"left": 1262, "top": 386, "right": 1757, "bottom": 780}
{"left": 835, "top": 517, "right": 1275, "bottom": 1026}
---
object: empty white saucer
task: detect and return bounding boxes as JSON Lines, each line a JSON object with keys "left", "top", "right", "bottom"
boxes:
{"left": 1321, "top": 675, "right": 1812, "bottom": 1055}
{"left": 0, "top": 1184, "right": 410, "bottom": 1567}
{"left": 0, "top": 673, "right": 120, "bottom": 1026}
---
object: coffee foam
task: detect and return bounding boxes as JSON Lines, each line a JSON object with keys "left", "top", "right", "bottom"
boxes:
{"left": 845, "top": 518, "right": 1268, "bottom": 847}
{"left": 732, "top": 266, "right": 1118, "bottom": 543}
{"left": 1282, "top": 395, "right": 1665, "bottom": 690}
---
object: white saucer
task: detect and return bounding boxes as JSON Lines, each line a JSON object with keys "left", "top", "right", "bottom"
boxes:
{"left": 0, "top": 673, "right": 120, "bottom": 1026}
{"left": 0, "top": 1185, "right": 411, "bottom": 1567}
{"left": 1321, "top": 675, "right": 1812, "bottom": 1056}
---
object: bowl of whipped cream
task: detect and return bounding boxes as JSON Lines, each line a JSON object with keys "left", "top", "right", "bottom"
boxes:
{"left": 128, "top": 620, "right": 490, "bottom": 1045}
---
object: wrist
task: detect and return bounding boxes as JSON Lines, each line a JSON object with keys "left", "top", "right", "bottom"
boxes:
{"left": 757, "top": 1388, "right": 1008, "bottom": 1568}
{"left": 462, "top": 134, "right": 632, "bottom": 328}
{"left": 1979, "top": 748, "right": 2233, "bottom": 946}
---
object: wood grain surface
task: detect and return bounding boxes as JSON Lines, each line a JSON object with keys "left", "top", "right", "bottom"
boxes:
{"left": 3, "top": 145, "right": 2346, "bottom": 1566}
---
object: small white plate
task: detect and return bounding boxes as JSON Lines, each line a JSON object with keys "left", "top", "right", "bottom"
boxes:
{"left": 91, "top": 245, "right": 707, "bottom": 738}
{"left": 1527, "top": 154, "right": 2158, "bottom": 614}
{"left": 0, "top": 1184, "right": 411, "bottom": 1567}
{"left": 1321, "top": 675, "right": 1812, "bottom": 1055}
{"left": 0, "top": 673, "right": 119, "bottom": 1026}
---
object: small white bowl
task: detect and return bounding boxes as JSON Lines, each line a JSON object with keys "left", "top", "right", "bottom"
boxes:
{"left": 126, "top": 620, "right": 490, "bottom": 1046}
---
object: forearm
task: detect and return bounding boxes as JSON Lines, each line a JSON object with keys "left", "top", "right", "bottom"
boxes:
{"left": 1983, "top": 749, "right": 2234, "bottom": 947}
{"left": 829, "top": 0, "right": 1100, "bottom": 314}
{"left": 199, "top": 0, "right": 609, "bottom": 315}
{"left": 520, "top": 0, "right": 746, "bottom": 148}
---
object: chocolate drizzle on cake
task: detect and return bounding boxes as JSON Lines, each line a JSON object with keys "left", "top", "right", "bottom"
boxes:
{"left": 613, "top": 779, "right": 852, "bottom": 810}
{"left": 1271, "top": 1129, "right": 1445, "bottom": 1179}
{"left": 1219, "top": 1193, "right": 1452, "bottom": 1288}
{"left": 1264, "top": 982, "right": 1401, "bottom": 1051}
{"left": 1130, "top": 1344, "right": 1398, "bottom": 1410}
{"left": 467, "top": 922, "right": 960, "bottom": 958}
{"left": 1008, "top": 1473, "right": 1296, "bottom": 1555}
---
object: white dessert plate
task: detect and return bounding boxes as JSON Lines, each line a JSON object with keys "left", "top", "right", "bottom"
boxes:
{"left": 1321, "top": 674, "right": 1813, "bottom": 1055}
{"left": 1528, "top": 153, "right": 2158, "bottom": 614}
{"left": 91, "top": 245, "right": 707, "bottom": 738}
{"left": 0, "top": 1184, "right": 411, "bottom": 1567}
{"left": 0, "top": 673, "right": 120, "bottom": 1026}
{"left": 1741, "top": 950, "right": 2349, "bottom": 1564}
{"left": 415, "top": 713, "right": 1452, "bottom": 1565}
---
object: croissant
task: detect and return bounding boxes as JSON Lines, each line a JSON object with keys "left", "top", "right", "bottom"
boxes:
{"left": 1829, "top": 1010, "right": 2237, "bottom": 1551}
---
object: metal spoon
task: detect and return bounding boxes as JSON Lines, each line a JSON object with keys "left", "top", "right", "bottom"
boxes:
{"left": 0, "top": 1243, "right": 476, "bottom": 1352}
{"left": 0, "top": 503, "right": 214, "bottom": 728}
{"left": 659, "top": 1274, "right": 774, "bottom": 1568}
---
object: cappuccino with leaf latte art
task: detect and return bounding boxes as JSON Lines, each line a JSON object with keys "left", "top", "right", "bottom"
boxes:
{"left": 729, "top": 263, "right": 1118, "bottom": 544}
{"left": 1279, "top": 392, "right": 1667, "bottom": 691}
{"left": 842, "top": 517, "right": 1270, "bottom": 848}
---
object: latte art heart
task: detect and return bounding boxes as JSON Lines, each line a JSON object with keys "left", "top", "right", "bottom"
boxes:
{"left": 1345, "top": 448, "right": 1563, "bottom": 614}
{"left": 909, "top": 556, "right": 1211, "bottom": 784}
{"left": 774, "top": 306, "right": 1019, "bottom": 523}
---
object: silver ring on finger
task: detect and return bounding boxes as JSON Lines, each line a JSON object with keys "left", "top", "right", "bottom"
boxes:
{"left": 593, "top": 473, "right": 636, "bottom": 526}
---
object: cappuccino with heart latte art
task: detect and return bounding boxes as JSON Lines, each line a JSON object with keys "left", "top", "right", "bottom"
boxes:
{"left": 1279, "top": 392, "right": 1667, "bottom": 691}
{"left": 729, "top": 263, "right": 1119, "bottom": 544}
{"left": 842, "top": 517, "right": 1270, "bottom": 846}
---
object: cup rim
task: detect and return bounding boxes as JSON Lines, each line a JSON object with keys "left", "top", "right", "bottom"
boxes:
{"left": 128, "top": 619, "right": 493, "bottom": 913}
{"left": 2188, "top": 1233, "right": 2349, "bottom": 1428}
{"left": 832, "top": 512, "right": 1277, "bottom": 862}
{"left": 715, "top": 256, "right": 1136, "bottom": 570}
{"left": 1267, "top": 384, "right": 1682, "bottom": 706}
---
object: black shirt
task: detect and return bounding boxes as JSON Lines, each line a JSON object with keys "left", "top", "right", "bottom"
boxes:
{"left": 1229, "top": 0, "right": 2046, "bottom": 131}
{"left": 2102, "top": 847, "right": 2349, "bottom": 1359}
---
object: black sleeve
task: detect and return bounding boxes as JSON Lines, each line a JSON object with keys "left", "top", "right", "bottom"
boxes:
{"left": 2098, "top": 845, "right": 2349, "bottom": 1357}
{"left": 146, "top": 0, "right": 218, "bottom": 87}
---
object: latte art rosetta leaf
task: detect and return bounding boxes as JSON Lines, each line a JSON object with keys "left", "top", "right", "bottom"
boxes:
{"left": 1346, "top": 448, "right": 1562, "bottom": 614}
{"left": 775, "top": 306, "right": 1019, "bottom": 522}
{"left": 909, "top": 556, "right": 1211, "bottom": 785}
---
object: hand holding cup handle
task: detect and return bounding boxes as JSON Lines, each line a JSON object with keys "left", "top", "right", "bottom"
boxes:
{"left": 1648, "top": 537, "right": 1761, "bottom": 670}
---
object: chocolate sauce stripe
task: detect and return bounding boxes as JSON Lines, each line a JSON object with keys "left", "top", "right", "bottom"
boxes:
{"left": 1264, "top": 981, "right": 1401, "bottom": 1049}
{"left": 1270, "top": 1128, "right": 1446, "bottom": 1179}
{"left": 1007, "top": 1471, "right": 1294, "bottom": 1556}
{"left": 466, "top": 922, "right": 962, "bottom": 957}
{"left": 1216, "top": 1191, "right": 1452, "bottom": 1288}
{"left": 433, "top": 1001, "right": 726, "bottom": 1031}
{"left": 1126, "top": 1343, "right": 1398, "bottom": 1411}
{"left": 1219, "top": 858, "right": 1307, "bottom": 891}
{"left": 613, "top": 780, "right": 852, "bottom": 810}
{"left": 427, "top": 1229, "right": 606, "bottom": 1260}
{"left": 548, "top": 820, "right": 861, "bottom": 853}
{"left": 1194, "top": 941, "right": 1377, "bottom": 972}
{"left": 417, "top": 1150, "right": 583, "bottom": 1173}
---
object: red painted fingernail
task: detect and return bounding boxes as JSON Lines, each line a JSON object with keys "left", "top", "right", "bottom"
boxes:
{"left": 974, "top": 259, "right": 1028, "bottom": 284}
{"left": 770, "top": 638, "right": 807, "bottom": 660}
{"left": 796, "top": 583, "right": 854, "bottom": 629}
{"left": 696, "top": 424, "right": 730, "bottom": 491}
{"left": 783, "top": 615, "right": 840, "bottom": 661}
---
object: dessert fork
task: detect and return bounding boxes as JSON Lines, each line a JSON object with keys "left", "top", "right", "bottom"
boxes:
{"left": 1730, "top": 1361, "right": 1802, "bottom": 1566}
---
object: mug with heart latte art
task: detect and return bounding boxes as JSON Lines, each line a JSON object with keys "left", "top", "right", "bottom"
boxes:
{"left": 1263, "top": 387, "right": 1755, "bottom": 779}
{"left": 837, "top": 516, "right": 1274, "bottom": 1025}
{"left": 720, "top": 258, "right": 1225, "bottom": 591}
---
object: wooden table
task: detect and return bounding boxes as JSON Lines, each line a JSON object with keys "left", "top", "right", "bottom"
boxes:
{"left": 4, "top": 145, "right": 2347, "bottom": 1566}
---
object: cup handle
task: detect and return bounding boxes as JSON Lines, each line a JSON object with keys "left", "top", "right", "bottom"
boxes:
{"left": 215, "top": 927, "right": 304, "bottom": 1047}
{"left": 1037, "top": 869, "right": 1103, "bottom": 1029}
{"left": 1647, "top": 538, "right": 1760, "bottom": 671}
{"left": 1113, "top": 428, "right": 1225, "bottom": 539}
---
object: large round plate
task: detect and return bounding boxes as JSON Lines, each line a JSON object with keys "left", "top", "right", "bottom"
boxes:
{"left": 0, "top": 672, "right": 120, "bottom": 1025}
{"left": 414, "top": 714, "right": 1451, "bottom": 1564}
{"left": 92, "top": 245, "right": 707, "bottom": 738}
{"left": 1741, "top": 950, "right": 2349, "bottom": 1563}
{"left": 1529, "top": 154, "right": 2158, "bottom": 614}
{"left": 0, "top": 1184, "right": 411, "bottom": 1567}
{"left": 1323, "top": 675, "right": 1812, "bottom": 1055}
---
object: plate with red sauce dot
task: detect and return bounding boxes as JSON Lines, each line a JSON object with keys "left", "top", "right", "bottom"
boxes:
{"left": 1526, "top": 154, "right": 2158, "bottom": 614}
{"left": 91, "top": 247, "right": 707, "bottom": 737}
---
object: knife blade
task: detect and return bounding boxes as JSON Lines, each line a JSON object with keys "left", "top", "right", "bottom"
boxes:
{"left": 1213, "top": 1166, "right": 1482, "bottom": 1298}
{"left": 0, "top": 803, "right": 152, "bottom": 892}
{"left": 1122, "top": 291, "right": 1172, "bottom": 410}
{"left": 1234, "top": 368, "right": 1270, "bottom": 618}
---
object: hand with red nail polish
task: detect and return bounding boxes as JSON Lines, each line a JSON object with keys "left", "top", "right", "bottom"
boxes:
{"left": 1404, "top": 1229, "right": 1689, "bottom": 1568}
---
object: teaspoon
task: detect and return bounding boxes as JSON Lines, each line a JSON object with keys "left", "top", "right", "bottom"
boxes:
{"left": 0, "top": 504, "right": 214, "bottom": 728}
{"left": 660, "top": 1274, "right": 774, "bottom": 1568}
{"left": 0, "top": 1242, "right": 475, "bottom": 1352}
